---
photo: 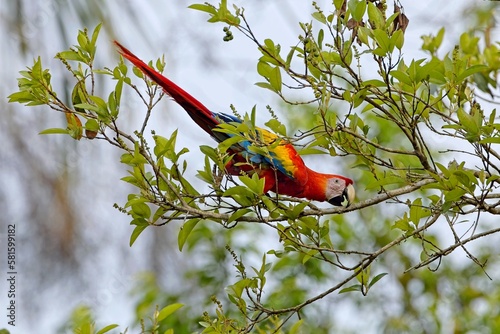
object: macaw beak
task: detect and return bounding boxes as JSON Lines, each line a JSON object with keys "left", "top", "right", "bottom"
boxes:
{"left": 344, "top": 183, "right": 355, "bottom": 207}
{"left": 328, "top": 184, "right": 355, "bottom": 207}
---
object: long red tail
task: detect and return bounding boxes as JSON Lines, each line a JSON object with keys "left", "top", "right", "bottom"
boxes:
{"left": 114, "top": 41, "right": 218, "bottom": 136}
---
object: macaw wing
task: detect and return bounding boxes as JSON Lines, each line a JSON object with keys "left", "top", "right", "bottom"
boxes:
{"left": 258, "top": 129, "right": 307, "bottom": 184}
{"left": 225, "top": 124, "right": 307, "bottom": 185}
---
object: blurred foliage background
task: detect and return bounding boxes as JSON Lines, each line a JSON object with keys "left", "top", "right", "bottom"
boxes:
{"left": 1, "top": 0, "right": 500, "bottom": 333}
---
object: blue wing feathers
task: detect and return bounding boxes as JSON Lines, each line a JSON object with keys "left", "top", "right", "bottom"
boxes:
{"left": 212, "top": 112, "right": 293, "bottom": 178}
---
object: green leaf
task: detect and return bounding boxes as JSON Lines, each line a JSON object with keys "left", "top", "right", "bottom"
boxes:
{"left": 367, "top": 2, "right": 385, "bottom": 29}
{"left": 152, "top": 207, "right": 167, "bottom": 223}
{"left": 189, "top": 0, "right": 240, "bottom": 25}
{"left": 366, "top": 175, "right": 404, "bottom": 190}
{"left": 459, "top": 32, "right": 480, "bottom": 55}
{"left": 363, "top": 79, "right": 387, "bottom": 87}
{"left": 108, "top": 90, "right": 117, "bottom": 115}
{"left": 157, "top": 303, "right": 184, "bottom": 322}
{"left": 255, "top": 82, "right": 275, "bottom": 92}
{"left": 302, "top": 249, "right": 318, "bottom": 264}
{"left": 289, "top": 319, "right": 304, "bottom": 334}
{"left": 297, "top": 147, "right": 327, "bottom": 155}
{"left": 369, "top": 273, "right": 388, "bottom": 288}
{"left": 154, "top": 134, "right": 174, "bottom": 158}
{"left": 357, "top": 26, "right": 370, "bottom": 45}
{"left": 339, "top": 284, "right": 362, "bottom": 294}
{"left": 257, "top": 61, "right": 281, "bottom": 92}
{"left": 74, "top": 103, "right": 99, "bottom": 113}
{"left": 406, "top": 58, "right": 422, "bottom": 82}
{"left": 114, "top": 78, "right": 123, "bottom": 105}
{"left": 444, "top": 187, "right": 467, "bottom": 202}
{"left": 265, "top": 118, "right": 287, "bottom": 136}
{"left": 409, "top": 198, "right": 430, "bottom": 227}
{"left": 57, "top": 50, "right": 83, "bottom": 62}
{"left": 333, "top": 0, "right": 344, "bottom": 10}
{"left": 223, "top": 185, "right": 256, "bottom": 205}
{"left": 227, "top": 278, "right": 252, "bottom": 299}
{"left": 372, "top": 29, "right": 391, "bottom": 55}
{"left": 456, "top": 64, "right": 488, "bottom": 82}
{"left": 218, "top": 135, "right": 244, "bottom": 154}
{"left": 85, "top": 119, "right": 99, "bottom": 132}
{"left": 7, "top": 90, "right": 35, "bottom": 104}
{"left": 129, "top": 141, "right": 148, "bottom": 165}
{"left": 90, "top": 23, "right": 102, "bottom": 48}
{"left": 178, "top": 218, "right": 200, "bottom": 251}
{"left": 199, "top": 144, "right": 217, "bottom": 158}
{"left": 96, "top": 324, "right": 119, "bottom": 334}
{"left": 87, "top": 95, "right": 111, "bottom": 122}
{"left": 257, "top": 61, "right": 272, "bottom": 78}
{"left": 357, "top": 266, "right": 370, "bottom": 285}
{"left": 392, "top": 212, "right": 413, "bottom": 232}
{"left": 317, "top": 29, "right": 324, "bottom": 49}
{"left": 312, "top": 11, "right": 326, "bottom": 24}
{"left": 435, "top": 27, "right": 445, "bottom": 49}
{"left": 385, "top": 12, "right": 400, "bottom": 28}
{"left": 457, "top": 108, "right": 480, "bottom": 142}
{"left": 77, "top": 30, "right": 88, "bottom": 50}
{"left": 132, "top": 66, "right": 144, "bottom": 79}
{"left": 391, "top": 29, "right": 404, "bottom": 50}
{"left": 349, "top": 0, "right": 367, "bottom": 22}
{"left": 188, "top": 4, "right": 217, "bottom": 15}
{"left": 422, "top": 27, "right": 445, "bottom": 54}
{"left": 39, "top": 128, "right": 70, "bottom": 135}
{"left": 285, "top": 46, "right": 296, "bottom": 68}
{"left": 285, "top": 202, "right": 309, "bottom": 220}
{"left": 130, "top": 224, "right": 148, "bottom": 247}
{"left": 228, "top": 208, "right": 253, "bottom": 223}
{"left": 131, "top": 202, "right": 151, "bottom": 219}
{"left": 479, "top": 137, "right": 500, "bottom": 144}
{"left": 238, "top": 174, "right": 265, "bottom": 195}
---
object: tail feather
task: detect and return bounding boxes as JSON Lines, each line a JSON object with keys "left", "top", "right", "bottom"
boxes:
{"left": 114, "top": 41, "right": 218, "bottom": 136}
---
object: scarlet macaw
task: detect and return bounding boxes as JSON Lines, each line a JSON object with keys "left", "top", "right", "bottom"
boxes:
{"left": 114, "top": 41, "right": 355, "bottom": 206}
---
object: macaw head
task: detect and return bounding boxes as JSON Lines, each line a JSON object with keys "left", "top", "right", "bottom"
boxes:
{"left": 326, "top": 177, "right": 355, "bottom": 207}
